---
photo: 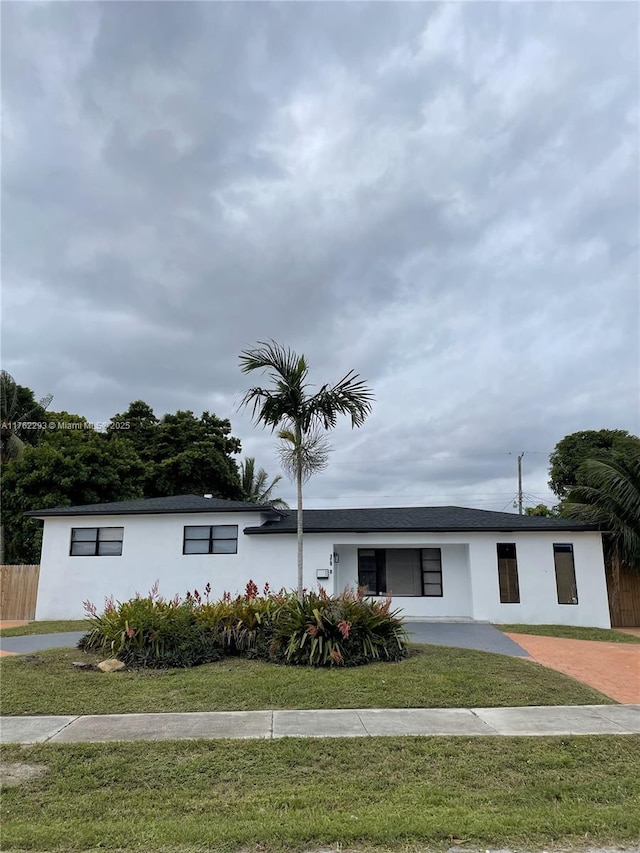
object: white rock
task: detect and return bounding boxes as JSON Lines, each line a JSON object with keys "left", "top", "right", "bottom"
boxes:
{"left": 97, "top": 659, "right": 126, "bottom": 672}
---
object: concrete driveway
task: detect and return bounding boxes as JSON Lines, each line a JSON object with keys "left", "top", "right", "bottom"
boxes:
{"left": 0, "top": 632, "right": 87, "bottom": 656}
{"left": 0, "top": 624, "right": 527, "bottom": 658}
{"left": 406, "top": 621, "right": 529, "bottom": 657}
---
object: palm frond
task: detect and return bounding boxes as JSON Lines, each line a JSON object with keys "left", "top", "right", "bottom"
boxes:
{"left": 278, "top": 428, "right": 331, "bottom": 483}
{"left": 564, "top": 443, "right": 640, "bottom": 570}
{"left": 239, "top": 456, "right": 289, "bottom": 508}
{"left": 239, "top": 341, "right": 308, "bottom": 386}
{"left": 306, "top": 370, "right": 374, "bottom": 430}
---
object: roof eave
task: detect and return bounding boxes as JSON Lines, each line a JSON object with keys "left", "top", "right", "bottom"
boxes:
{"left": 25, "top": 506, "right": 280, "bottom": 519}
{"left": 244, "top": 524, "right": 601, "bottom": 535}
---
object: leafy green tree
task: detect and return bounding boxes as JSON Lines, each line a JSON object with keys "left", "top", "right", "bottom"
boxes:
{"left": 0, "top": 373, "right": 53, "bottom": 561}
{"left": 239, "top": 457, "right": 288, "bottom": 508}
{"left": 549, "top": 429, "right": 633, "bottom": 500}
{"left": 524, "top": 504, "right": 558, "bottom": 517}
{"left": 0, "top": 371, "right": 53, "bottom": 460}
{"left": 240, "top": 340, "right": 373, "bottom": 600}
{"left": 107, "top": 404, "right": 243, "bottom": 500}
{"left": 143, "top": 410, "right": 242, "bottom": 499}
{"left": 107, "top": 400, "right": 159, "bottom": 455}
{"left": 1, "top": 430, "right": 145, "bottom": 563}
{"left": 150, "top": 443, "right": 241, "bottom": 499}
{"left": 2, "top": 386, "right": 245, "bottom": 559}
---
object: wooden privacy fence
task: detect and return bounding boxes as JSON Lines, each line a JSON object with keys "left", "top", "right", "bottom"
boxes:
{"left": 0, "top": 565, "right": 40, "bottom": 621}
{"left": 607, "top": 564, "right": 640, "bottom": 627}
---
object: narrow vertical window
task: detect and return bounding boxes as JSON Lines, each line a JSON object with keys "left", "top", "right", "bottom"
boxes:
{"left": 554, "top": 544, "right": 578, "bottom": 604}
{"left": 497, "top": 543, "right": 520, "bottom": 603}
{"left": 357, "top": 549, "right": 386, "bottom": 595}
{"left": 421, "top": 548, "right": 443, "bottom": 597}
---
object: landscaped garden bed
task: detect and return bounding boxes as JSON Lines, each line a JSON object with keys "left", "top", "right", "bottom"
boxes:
{"left": 78, "top": 581, "right": 409, "bottom": 669}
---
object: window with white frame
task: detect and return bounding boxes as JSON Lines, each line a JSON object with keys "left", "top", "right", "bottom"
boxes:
{"left": 70, "top": 527, "right": 124, "bottom": 556}
{"left": 183, "top": 525, "right": 238, "bottom": 555}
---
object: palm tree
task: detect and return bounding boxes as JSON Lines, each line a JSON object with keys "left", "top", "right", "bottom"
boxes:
{"left": 239, "top": 341, "right": 373, "bottom": 600}
{"left": 563, "top": 439, "right": 640, "bottom": 618}
{"left": 239, "top": 457, "right": 289, "bottom": 509}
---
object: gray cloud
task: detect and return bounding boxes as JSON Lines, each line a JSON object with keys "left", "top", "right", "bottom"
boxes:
{"left": 2, "top": 1, "right": 638, "bottom": 511}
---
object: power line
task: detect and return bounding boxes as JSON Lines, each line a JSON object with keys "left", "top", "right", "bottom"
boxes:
{"left": 278, "top": 491, "right": 529, "bottom": 499}
{"left": 327, "top": 450, "right": 552, "bottom": 466}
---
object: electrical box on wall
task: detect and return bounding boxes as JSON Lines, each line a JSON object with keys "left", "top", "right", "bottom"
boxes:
{"left": 316, "top": 568, "right": 330, "bottom": 580}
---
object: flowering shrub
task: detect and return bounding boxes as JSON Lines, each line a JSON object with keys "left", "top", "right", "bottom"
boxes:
{"left": 194, "top": 582, "right": 288, "bottom": 658}
{"left": 270, "top": 588, "right": 408, "bottom": 666}
{"left": 78, "top": 582, "right": 222, "bottom": 668}
{"left": 78, "top": 580, "right": 408, "bottom": 669}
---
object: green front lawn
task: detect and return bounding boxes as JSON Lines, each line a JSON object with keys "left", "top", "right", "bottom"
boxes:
{"left": 0, "top": 620, "right": 90, "bottom": 637}
{"left": 2, "top": 736, "right": 639, "bottom": 852}
{"left": 498, "top": 624, "right": 640, "bottom": 643}
{"left": 0, "top": 644, "right": 614, "bottom": 716}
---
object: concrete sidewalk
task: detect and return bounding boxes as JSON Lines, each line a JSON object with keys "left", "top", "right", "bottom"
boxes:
{"left": 2, "top": 704, "right": 639, "bottom": 744}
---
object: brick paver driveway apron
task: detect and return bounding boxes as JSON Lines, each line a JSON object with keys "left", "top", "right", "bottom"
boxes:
{"left": 505, "top": 633, "right": 640, "bottom": 704}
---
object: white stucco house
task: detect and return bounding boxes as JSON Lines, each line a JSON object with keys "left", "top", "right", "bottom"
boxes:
{"left": 27, "top": 494, "right": 610, "bottom": 627}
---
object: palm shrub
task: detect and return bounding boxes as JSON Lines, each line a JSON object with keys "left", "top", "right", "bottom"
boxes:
{"left": 78, "top": 582, "right": 222, "bottom": 668}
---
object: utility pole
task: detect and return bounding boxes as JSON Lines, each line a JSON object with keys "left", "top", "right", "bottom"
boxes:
{"left": 517, "top": 452, "right": 524, "bottom": 515}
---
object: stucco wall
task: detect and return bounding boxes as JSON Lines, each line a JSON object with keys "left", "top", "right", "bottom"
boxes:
{"left": 466, "top": 531, "right": 610, "bottom": 627}
{"left": 35, "top": 514, "right": 609, "bottom": 628}
{"left": 36, "top": 512, "right": 306, "bottom": 619}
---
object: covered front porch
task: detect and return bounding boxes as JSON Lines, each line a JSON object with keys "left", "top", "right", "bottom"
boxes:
{"left": 329, "top": 542, "right": 473, "bottom": 619}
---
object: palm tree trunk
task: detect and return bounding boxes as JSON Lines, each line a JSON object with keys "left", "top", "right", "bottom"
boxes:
{"left": 296, "top": 441, "right": 304, "bottom": 604}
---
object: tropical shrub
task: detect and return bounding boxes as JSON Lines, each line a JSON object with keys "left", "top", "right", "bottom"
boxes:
{"left": 78, "top": 581, "right": 408, "bottom": 669}
{"left": 78, "top": 582, "right": 222, "bottom": 668}
{"left": 194, "top": 581, "right": 288, "bottom": 658}
{"left": 269, "top": 587, "right": 408, "bottom": 666}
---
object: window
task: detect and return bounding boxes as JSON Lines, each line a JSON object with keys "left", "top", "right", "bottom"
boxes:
{"left": 183, "top": 525, "right": 238, "bottom": 555}
{"left": 421, "top": 548, "right": 443, "bottom": 597}
{"left": 357, "top": 548, "right": 443, "bottom": 597}
{"left": 70, "top": 527, "right": 123, "bottom": 556}
{"left": 358, "top": 549, "right": 386, "bottom": 595}
{"left": 554, "top": 544, "right": 578, "bottom": 604}
{"left": 497, "top": 543, "right": 520, "bottom": 603}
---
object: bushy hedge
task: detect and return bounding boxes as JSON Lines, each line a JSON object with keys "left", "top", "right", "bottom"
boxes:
{"left": 78, "top": 582, "right": 223, "bottom": 668}
{"left": 79, "top": 581, "right": 408, "bottom": 669}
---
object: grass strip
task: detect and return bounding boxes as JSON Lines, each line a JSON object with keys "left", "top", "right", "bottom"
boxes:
{"left": 2, "top": 736, "right": 639, "bottom": 852}
{"left": 498, "top": 624, "right": 640, "bottom": 643}
{"left": 0, "top": 620, "right": 90, "bottom": 637}
{"left": 0, "top": 644, "right": 613, "bottom": 716}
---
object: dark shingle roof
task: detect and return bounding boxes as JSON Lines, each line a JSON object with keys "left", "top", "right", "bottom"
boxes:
{"left": 244, "top": 506, "right": 598, "bottom": 534}
{"left": 25, "top": 494, "right": 277, "bottom": 518}
{"left": 25, "top": 497, "right": 598, "bottom": 533}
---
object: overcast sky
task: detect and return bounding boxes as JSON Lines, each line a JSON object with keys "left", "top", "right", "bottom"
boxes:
{"left": 2, "top": 1, "right": 638, "bottom": 511}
